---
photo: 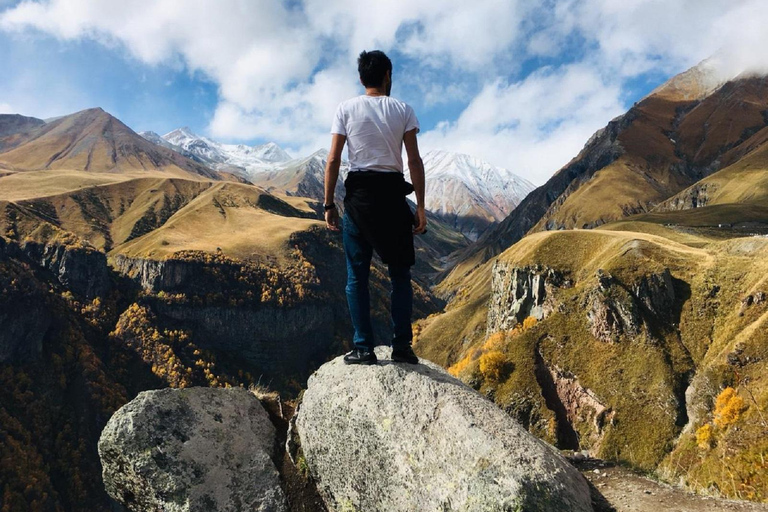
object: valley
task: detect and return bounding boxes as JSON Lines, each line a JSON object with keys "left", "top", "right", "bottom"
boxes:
{"left": 1, "top": 58, "right": 768, "bottom": 510}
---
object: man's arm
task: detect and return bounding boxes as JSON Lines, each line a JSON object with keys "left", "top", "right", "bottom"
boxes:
{"left": 403, "top": 128, "right": 427, "bottom": 234}
{"left": 324, "top": 133, "right": 346, "bottom": 231}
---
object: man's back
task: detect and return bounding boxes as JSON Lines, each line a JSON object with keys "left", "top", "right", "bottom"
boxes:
{"left": 331, "top": 95, "right": 419, "bottom": 173}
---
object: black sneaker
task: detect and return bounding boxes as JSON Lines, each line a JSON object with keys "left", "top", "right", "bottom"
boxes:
{"left": 343, "top": 348, "right": 378, "bottom": 365}
{"left": 391, "top": 345, "right": 419, "bottom": 364}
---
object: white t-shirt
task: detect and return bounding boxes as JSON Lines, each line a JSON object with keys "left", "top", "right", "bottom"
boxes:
{"left": 330, "top": 95, "right": 420, "bottom": 173}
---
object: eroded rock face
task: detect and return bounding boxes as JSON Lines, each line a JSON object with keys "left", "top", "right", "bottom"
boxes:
{"left": 585, "top": 269, "right": 676, "bottom": 343}
{"left": 549, "top": 365, "right": 614, "bottom": 451}
{"left": 295, "top": 347, "right": 593, "bottom": 512}
{"left": 20, "top": 241, "right": 111, "bottom": 300}
{"left": 487, "top": 263, "right": 568, "bottom": 334}
{"left": 98, "top": 387, "right": 287, "bottom": 512}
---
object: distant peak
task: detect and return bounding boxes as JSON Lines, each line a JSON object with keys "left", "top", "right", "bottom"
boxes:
{"left": 71, "top": 107, "right": 110, "bottom": 119}
{"left": 163, "top": 126, "right": 199, "bottom": 140}
{"left": 648, "top": 58, "right": 727, "bottom": 102}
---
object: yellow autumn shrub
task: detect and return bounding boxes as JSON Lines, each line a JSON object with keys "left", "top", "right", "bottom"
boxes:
{"left": 482, "top": 332, "right": 506, "bottom": 352}
{"left": 522, "top": 316, "right": 538, "bottom": 330}
{"left": 448, "top": 353, "right": 474, "bottom": 377}
{"left": 479, "top": 350, "right": 509, "bottom": 382}
{"left": 714, "top": 387, "right": 746, "bottom": 429}
{"left": 695, "top": 423, "right": 714, "bottom": 449}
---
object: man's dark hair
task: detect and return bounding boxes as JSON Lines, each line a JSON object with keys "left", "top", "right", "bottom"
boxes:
{"left": 358, "top": 50, "right": 392, "bottom": 88}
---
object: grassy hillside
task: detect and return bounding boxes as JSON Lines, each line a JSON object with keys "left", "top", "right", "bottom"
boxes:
{"left": 0, "top": 108, "right": 219, "bottom": 179}
{"left": 443, "top": 70, "right": 768, "bottom": 293}
{"left": 415, "top": 221, "right": 768, "bottom": 501}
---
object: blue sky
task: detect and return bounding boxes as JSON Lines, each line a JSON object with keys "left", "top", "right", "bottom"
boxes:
{"left": 1, "top": 0, "right": 766, "bottom": 184}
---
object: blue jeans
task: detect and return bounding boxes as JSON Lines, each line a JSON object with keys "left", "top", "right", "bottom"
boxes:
{"left": 343, "top": 211, "right": 413, "bottom": 351}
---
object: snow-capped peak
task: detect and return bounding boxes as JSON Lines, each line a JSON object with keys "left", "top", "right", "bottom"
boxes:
{"left": 252, "top": 142, "right": 292, "bottom": 163}
{"left": 415, "top": 149, "right": 536, "bottom": 240}
{"left": 163, "top": 126, "right": 199, "bottom": 143}
{"left": 157, "top": 127, "right": 293, "bottom": 177}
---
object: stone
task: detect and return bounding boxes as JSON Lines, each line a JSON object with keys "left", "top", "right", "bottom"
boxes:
{"left": 295, "top": 347, "right": 593, "bottom": 512}
{"left": 98, "top": 387, "right": 287, "bottom": 512}
{"left": 487, "top": 263, "right": 567, "bottom": 334}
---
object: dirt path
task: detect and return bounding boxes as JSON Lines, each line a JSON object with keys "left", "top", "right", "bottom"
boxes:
{"left": 571, "top": 457, "right": 768, "bottom": 512}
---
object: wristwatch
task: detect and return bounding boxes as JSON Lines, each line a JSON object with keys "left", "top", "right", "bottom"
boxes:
{"left": 323, "top": 203, "right": 336, "bottom": 211}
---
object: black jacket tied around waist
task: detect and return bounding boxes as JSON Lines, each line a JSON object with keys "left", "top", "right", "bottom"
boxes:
{"left": 343, "top": 171, "right": 416, "bottom": 267}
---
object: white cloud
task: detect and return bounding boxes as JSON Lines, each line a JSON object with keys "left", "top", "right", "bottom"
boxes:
{"left": 2, "top": 0, "right": 768, "bottom": 184}
{"left": 420, "top": 64, "right": 625, "bottom": 185}
{"left": 0, "top": 101, "right": 14, "bottom": 114}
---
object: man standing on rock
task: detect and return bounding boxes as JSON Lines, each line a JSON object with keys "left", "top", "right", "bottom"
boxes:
{"left": 323, "top": 49, "right": 427, "bottom": 365}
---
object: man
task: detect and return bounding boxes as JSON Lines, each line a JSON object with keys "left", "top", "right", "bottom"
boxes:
{"left": 323, "top": 49, "right": 427, "bottom": 366}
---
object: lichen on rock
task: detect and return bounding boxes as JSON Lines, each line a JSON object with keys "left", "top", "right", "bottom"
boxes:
{"left": 295, "top": 347, "right": 593, "bottom": 512}
{"left": 98, "top": 387, "right": 287, "bottom": 512}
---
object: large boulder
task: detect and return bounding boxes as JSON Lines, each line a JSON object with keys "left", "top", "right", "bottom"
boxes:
{"left": 295, "top": 347, "right": 593, "bottom": 512}
{"left": 98, "top": 387, "right": 287, "bottom": 512}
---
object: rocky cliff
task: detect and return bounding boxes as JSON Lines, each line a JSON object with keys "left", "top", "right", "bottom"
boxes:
{"left": 486, "top": 263, "right": 569, "bottom": 334}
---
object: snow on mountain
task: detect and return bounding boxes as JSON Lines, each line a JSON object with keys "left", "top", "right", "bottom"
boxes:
{"left": 250, "top": 149, "right": 347, "bottom": 204}
{"left": 252, "top": 141, "right": 292, "bottom": 163}
{"left": 141, "top": 127, "right": 533, "bottom": 240}
{"left": 417, "top": 150, "right": 536, "bottom": 240}
{"left": 158, "top": 127, "right": 292, "bottom": 179}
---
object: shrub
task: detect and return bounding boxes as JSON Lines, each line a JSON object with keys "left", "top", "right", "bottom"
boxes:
{"left": 482, "top": 332, "right": 506, "bottom": 352}
{"left": 695, "top": 423, "right": 714, "bottom": 449}
{"left": 479, "top": 350, "right": 511, "bottom": 382}
{"left": 448, "top": 353, "right": 474, "bottom": 377}
{"left": 714, "top": 387, "right": 746, "bottom": 429}
{"left": 522, "top": 316, "right": 538, "bottom": 330}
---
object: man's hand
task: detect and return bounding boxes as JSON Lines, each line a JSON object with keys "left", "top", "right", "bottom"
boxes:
{"left": 325, "top": 207, "right": 340, "bottom": 231}
{"left": 413, "top": 205, "right": 427, "bottom": 235}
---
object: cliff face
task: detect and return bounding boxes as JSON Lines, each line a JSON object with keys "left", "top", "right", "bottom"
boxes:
{"left": 0, "top": 238, "right": 52, "bottom": 363}
{"left": 486, "top": 263, "right": 569, "bottom": 334}
{"left": 21, "top": 240, "right": 112, "bottom": 299}
{"left": 418, "top": 228, "right": 768, "bottom": 501}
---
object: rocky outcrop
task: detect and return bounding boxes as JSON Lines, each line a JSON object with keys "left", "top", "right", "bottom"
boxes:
{"left": 20, "top": 240, "right": 111, "bottom": 299}
{"left": 294, "top": 347, "right": 593, "bottom": 512}
{"left": 655, "top": 183, "right": 715, "bottom": 211}
{"left": 98, "top": 387, "right": 287, "bottom": 512}
{"left": 487, "top": 263, "right": 568, "bottom": 334}
{"left": 111, "top": 254, "right": 196, "bottom": 292}
{"left": 585, "top": 269, "right": 676, "bottom": 343}
{"left": 548, "top": 365, "right": 615, "bottom": 452}
{"left": 632, "top": 269, "right": 676, "bottom": 322}
{"left": 0, "top": 239, "right": 52, "bottom": 363}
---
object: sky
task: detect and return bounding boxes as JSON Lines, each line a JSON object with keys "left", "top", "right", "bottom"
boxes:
{"left": 1, "top": 0, "right": 768, "bottom": 185}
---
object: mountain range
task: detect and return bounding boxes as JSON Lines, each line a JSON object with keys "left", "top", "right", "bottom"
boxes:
{"left": 140, "top": 128, "right": 534, "bottom": 241}
{"left": 2, "top": 56, "right": 768, "bottom": 509}
{"left": 414, "top": 59, "right": 768, "bottom": 503}
{"left": 418, "top": 150, "right": 535, "bottom": 240}
{"left": 441, "top": 60, "right": 768, "bottom": 287}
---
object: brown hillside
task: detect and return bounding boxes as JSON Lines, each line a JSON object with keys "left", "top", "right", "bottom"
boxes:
{"left": 0, "top": 108, "right": 219, "bottom": 179}
{"left": 0, "top": 113, "right": 45, "bottom": 152}
{"left": 657, "top": 127, "right": 768, "bottom": 219}
{"left": 415, "top": 222, "right": 768, "bottom": 502}
{"left": 443, "top": 65, "right": 768, "bottom": 291}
